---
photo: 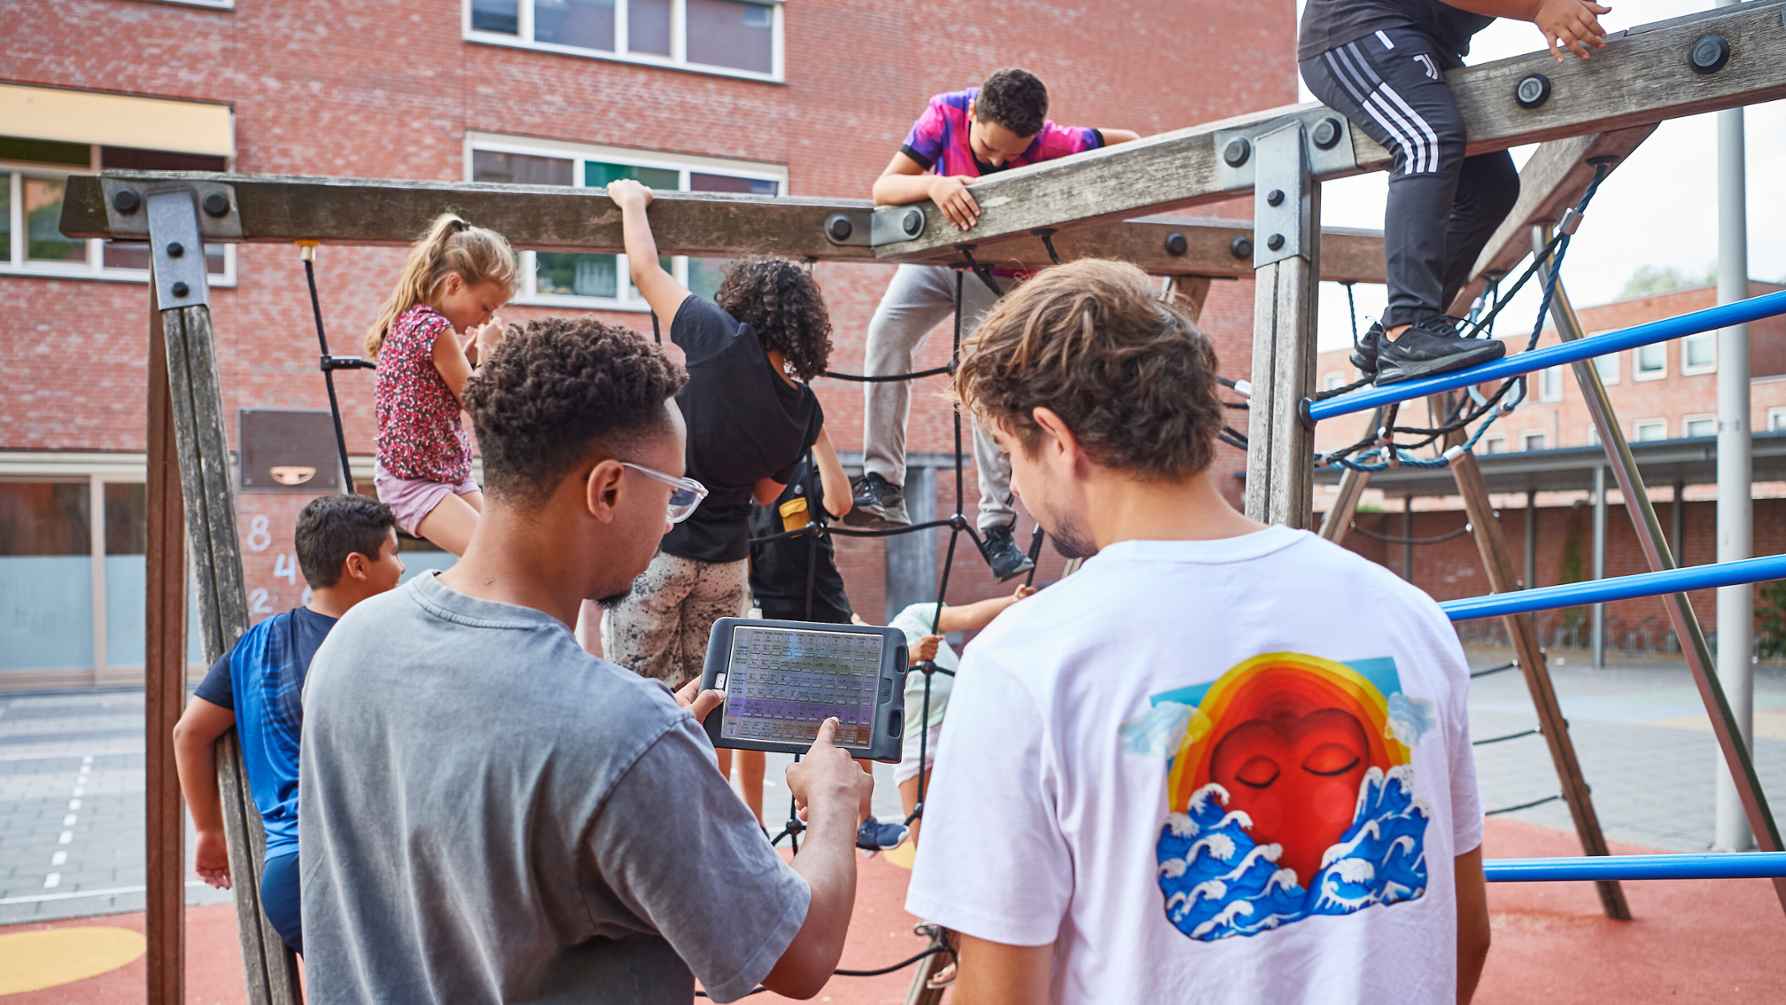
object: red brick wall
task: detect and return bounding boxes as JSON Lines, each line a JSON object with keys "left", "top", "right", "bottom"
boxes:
{"left": 1, "top": 0, "right": 1292, "bottom": 625}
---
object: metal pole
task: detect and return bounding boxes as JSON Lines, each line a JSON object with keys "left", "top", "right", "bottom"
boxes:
{"left": 1486, "top": 851, "right": 1786, "bottom": 883}
{"left": 1593, "top": 464, "right": 1606, "bottom": 668}
{"left": 1671, "top": 479, "right": 1686, "bottom": 564}
{"left": 1444, "top": 554, "right": 1786, "bottom": 622}
{"left": 1525, "top": 489, "right": 1538, "bottom": 589}
{"left": 1714, "top": 3, "right": 1755, "bottom": 851}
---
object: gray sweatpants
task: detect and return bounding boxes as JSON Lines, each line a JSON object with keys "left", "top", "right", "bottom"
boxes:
{"left": 861, "top": 263, "right": 1014, "bottom": 532}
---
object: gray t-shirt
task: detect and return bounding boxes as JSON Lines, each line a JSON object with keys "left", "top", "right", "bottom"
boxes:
{"left": 299, "top": 572, "right": 809, "bottom": 1004}
{"left": 1298, "top": 0, "right": 1492, "bottom": 61}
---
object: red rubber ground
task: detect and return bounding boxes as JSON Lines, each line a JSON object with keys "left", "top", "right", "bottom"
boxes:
{"left": 5, "top": 818, "right": 1781, "bottom": 1003}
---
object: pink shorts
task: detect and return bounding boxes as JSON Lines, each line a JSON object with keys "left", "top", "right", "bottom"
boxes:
{"left": 373, "top": 461, "right": 479, "bottom": 536}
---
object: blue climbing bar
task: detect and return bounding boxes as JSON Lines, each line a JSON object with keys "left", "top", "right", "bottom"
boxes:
{"left": 1486, "top": 853, "right": 1786, "bottom": 883}
{"left": 1305, "top": 289, "right": 1786, "bottom": 422}
{"left": 1442, "top": 554, "right": 1786, "bottom": 622}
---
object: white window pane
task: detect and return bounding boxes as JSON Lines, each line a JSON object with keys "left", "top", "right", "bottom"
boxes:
{"left": 537, "top": 0, "right": 617, "bottom": 51}
{"left": 1523, "top": 433, "right": 1546, "bottom": 450}
{"left": 473, "top": 149, "right": 575, "bottom": 186}
{"left": 23, "top": 176, "right": 84, "bottom": 263}
{"left": 472, "top": 0, "right": 520, "bottom": 33}
{"left": 1772, "top": 410, "right": 1786, "bottom": 432}
{"left": 1685, "top": 334, "right": 1715, "bottom": 370}
{"left": 1634, "top": 421, "right": 1666, "bottom": 442}
{"left": 1586, "top": 425, "right": 1600, "bottom": 445}
{"left": 1685, "top": 418, "right": 1715, "bottom": 438}
{"left": 537, "top": 251, "right": 618, "bottom": 298}
{"left": 1540, "top": 366, "right": 1561, "bottom": 401}
{"left": 687, "top": 0, "right": 773, "bottom": 73}
{"left": 630, "top": 0, "right": 672, "bottom": 54}
{"left": 0, "top": 482, "right": 95, "bottom": 672}
{"left": 1594, "top": 352, "right": 1619, "bottom": 383}
{"left": 1637, "top": 343, "right": 1665, "bottom": 373}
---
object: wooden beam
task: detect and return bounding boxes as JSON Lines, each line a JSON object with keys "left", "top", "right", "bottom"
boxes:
{"left": 871, "top": 2, "right": 1786, "bottom": 258}
{"left": 145, "top": 281, "right": 185, "bottom": 1005}
{"left": 62, "top": 173, "right": 1385, "bottom": 279}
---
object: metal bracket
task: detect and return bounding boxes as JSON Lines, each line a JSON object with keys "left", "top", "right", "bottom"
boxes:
{"left": 821, "top": 209, "right": 873, "bottom": 247}
{"left": 102, "top": 177, "right": 243, "bottom": 242}
{"left": 1215, "top": 108, "right": 1355, "bottom": 190}
{"left": 145, "top": 190, "right": 212, "bottom": 310}
{"left": 1252, "top": 123, "right": 1314, "bottom": 268}
{"left": 869, "top": 205, "right": 929, "bottom": 247}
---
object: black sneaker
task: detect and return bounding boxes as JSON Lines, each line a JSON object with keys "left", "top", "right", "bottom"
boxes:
{"left": 845, "top": 473, "right": 910, "bottom": 529}
{"left": 1374, "top": 316, "right": 1506, "bottom": 385}
{"left": 1350, "top": 322, "right": 1383, "bottom": 378}
{"left": 980, "top": 525, "right": 1035, "bottom": 581}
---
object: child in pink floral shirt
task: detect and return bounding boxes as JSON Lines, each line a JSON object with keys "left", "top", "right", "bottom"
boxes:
{"left": 366, "top": 213, "right": 517, "bottom": 555}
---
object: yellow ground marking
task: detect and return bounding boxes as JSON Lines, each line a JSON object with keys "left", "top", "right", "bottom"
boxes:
{"left": 1644, "top": 708, "right": 1786, "bottom": 742}
{"left": 884, "top": 838, "right": 917, "bottom": 871}
{"left": 0, "top": 926, "right": 146, "bottom": 994}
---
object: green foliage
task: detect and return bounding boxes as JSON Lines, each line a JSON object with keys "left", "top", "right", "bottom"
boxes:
{"left": 1619, "top": 263, "right": 1717, "bottom": 300}
{"left": 1759, "top": 580, "right": 1786, "bottom": 660}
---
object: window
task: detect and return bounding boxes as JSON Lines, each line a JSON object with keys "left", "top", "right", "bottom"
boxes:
{"left": 1586, "top": 424, "right": 1600, "bottom": 446}
{"left": 468, "top": 137, "right": 784, "bottom": 309}
{"left": 1635, "top": 342, "right": 1667, "bottom": 381}
{"left": 1683, "top": 415, "right": 1716, "bottom": 438}
{"left": 465, "top": 0, "right": 783, "bottom": 81}
{"left": 1682, "top": 332, "right": 1717, "bottom": 375}
{"left": 1593, "top": 348, "right": 1620, "bottom": 385}
{"left": 1771, "top": 407, "right": 1786, "bottom": 433}
{"left": 1521, "top": 431, "right": 1547, "bottom": 451}
{"left": 1, "top": 136, "right": 234, "bottom": 284}
{"left": 1538, "top": 365, "right": 1562, "bottom": 403}
{"left": 1482, "top": 435, "right": 1507, "bottom": 454}
{"left": 1633, "top": 419, "right": 1668, "bottom": 442}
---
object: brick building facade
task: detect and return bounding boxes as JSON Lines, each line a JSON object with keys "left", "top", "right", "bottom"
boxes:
{"left": 0, "top": 0, "right": 1291, "bottom": 688}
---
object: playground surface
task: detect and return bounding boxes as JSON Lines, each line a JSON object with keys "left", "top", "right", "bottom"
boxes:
{"left": 3, "top": 654, "right": 1783, "bottom": 1001}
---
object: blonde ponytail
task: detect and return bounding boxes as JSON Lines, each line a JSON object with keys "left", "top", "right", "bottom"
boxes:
{"left": 365, "top": 213, "right": 518, "bottom": 358}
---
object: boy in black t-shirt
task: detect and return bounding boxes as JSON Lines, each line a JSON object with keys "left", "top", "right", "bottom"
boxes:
{"left": 1299, "top": 0, "right": 1610, "bottom": 384}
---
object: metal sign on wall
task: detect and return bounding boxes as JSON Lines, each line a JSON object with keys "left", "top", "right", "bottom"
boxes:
{"left": 238, "top": 408, "right": 342, "bottom": 492}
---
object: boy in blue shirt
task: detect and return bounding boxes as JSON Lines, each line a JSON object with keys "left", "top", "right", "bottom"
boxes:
{"left": 172, "top": 494, "right": 403, "bottom": 954}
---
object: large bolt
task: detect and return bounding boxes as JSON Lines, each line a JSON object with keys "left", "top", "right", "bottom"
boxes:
{"left": 1515, "top": 73, "right": 1551, "bottom": 109}
{"left": 171, "top": 281, "right": 191, "bottom": 298}
{"left": 202, "top": 192, "right": 231, "bottom": 218}
{"left": 1267, "top": 234, "right": 1286, "bottom": 252}
{"left": 1222, "top": 137, "right": 1251, "bottom": 168}
{"left": 901, "top": 207, "right": 924, "bottom": 237}
{"left": 1312, "top": 117, "right": 1342, "bottom": 150}
{"left": 112, "top": 190, "right": 142, "bottom": 215}
{"left": 1266, "top": 189, "right": 1285, "bottom": 207}
{"left": 1689, "top": 34, "right": 1730, "bottom": 74}
{"left": 166, "top": 241, "right": 185, "bottom": 258}
{"left": 1229, "top": 235, "right": 1253, "bottom": 259}
{"left": 1164, "top": 232, "right": 1188, "bottom": 256}
{"left": 826, "top": 215, "right": 853, "bottom": 242}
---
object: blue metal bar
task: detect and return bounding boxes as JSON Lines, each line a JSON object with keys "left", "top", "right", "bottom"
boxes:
{"left": 1307, "top": 290, "right": 1786, "bottom": 422}
{"left": 1443, "top": 553, "right": 1786, "bottom": 622}
{"left": 1486, "top": 852, "right": 1786, "bottom": 883}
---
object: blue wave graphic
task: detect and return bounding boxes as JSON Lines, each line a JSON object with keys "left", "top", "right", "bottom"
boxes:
{"left": 1155, "top": 767, "right": 1429, "bottom": 941}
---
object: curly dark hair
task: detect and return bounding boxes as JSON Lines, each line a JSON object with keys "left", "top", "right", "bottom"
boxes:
{"left": 976, "top": 68, "right": 1049, "bottom": 137}
{"left": 464, "top": 318, "right": 688, "bottom": 508}
{"left": 712, "top": 257, "right": 833, "bottom": 382}
{"left": 954, "top": 259, "right": 1223, "bottom": 479}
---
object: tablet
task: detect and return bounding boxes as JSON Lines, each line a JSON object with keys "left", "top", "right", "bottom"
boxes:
{"left": 700, "top": 618, "right": 906, "bottom": 762}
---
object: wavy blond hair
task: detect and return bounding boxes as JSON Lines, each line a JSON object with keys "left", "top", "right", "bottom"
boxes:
{"left": 364, "top": 213, "right": 517, "bottom": 358}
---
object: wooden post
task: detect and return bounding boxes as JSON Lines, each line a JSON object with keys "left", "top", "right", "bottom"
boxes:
{"left": 146, "top": 280, "right": 186, "bottom": 1005}
{"left": 1244, "top": 123, "right": 1321, "bottom": 527}
{"left": 1441, "top": 398, "right": 1630, "bottom": 919}
{"left": 146, "top": 189, "right": 302, "bottom": 1004}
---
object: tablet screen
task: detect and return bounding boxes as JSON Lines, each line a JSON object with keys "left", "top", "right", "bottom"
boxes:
{"left": 721, "top": 626, "right": 883, "bottom": 747}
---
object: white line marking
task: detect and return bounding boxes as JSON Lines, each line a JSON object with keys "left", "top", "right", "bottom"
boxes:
{"left": 68, "top": 798, "right": 81, "bottom": 811}
{"left": 58, "top": 830, "right": 73, "bottom": 845}
{"left": 50, "top": 851, "right": 67, "bottom": 867}
{"left": 63, "top": 814, "right": 78, "bottom": 827}
{"left": 0, "top": 881, "right": 208, "bottom": 907}
{"left": 43, "top": 873, "right": 61, "bottom": 889}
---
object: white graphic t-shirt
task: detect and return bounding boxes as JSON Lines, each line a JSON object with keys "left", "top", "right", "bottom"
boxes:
{"left": 907, "top": 527, "right": 1480, "bottom": 1004}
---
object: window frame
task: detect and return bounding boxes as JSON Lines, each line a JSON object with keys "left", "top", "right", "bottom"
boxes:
{"left": 1681, "top": 331, "right": 1717, "bottom": 376}
{"left": 1681, "top": 414, "right": 1716, "bottom": 439}
{"left": 1592, "top": 345, "right": 1620, "bottom": 385}
{"left": 1538, "top": 364, "right": 1563, "bottom": 403}
{"left": 1634, "top": 342, "right": 1668, "bottom": 382}
{"left": 1770, "top": 406, "right": 1786, "bottom": 433}
{"left": 465, "top": 133, "right": 787, "bottom": 312}
{"left": 1520, "top": 431, "right": 1547, "bottom": 452}
{"left": 462, "top": 0, "right": 785, "bottom": 84}
{"left": 1586, "top": 424, "right": 1601, "bottom": 446}
{"left": 1482, "top": 435, "right": 1507, "bottom": 454}
{"left": 1632, "top": 419, "right": 1668, "bottom": 442}
{"left": 1, "top": 146, "right": 237, "bottom": 286}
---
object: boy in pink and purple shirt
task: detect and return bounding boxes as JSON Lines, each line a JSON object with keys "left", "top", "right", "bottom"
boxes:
{"left": 848, "top": 68, "right": 1137, "bottom": 582}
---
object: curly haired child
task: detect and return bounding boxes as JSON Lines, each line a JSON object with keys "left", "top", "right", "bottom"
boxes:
{"left": 366, "top": 213, "right": 517, "bottom": 555}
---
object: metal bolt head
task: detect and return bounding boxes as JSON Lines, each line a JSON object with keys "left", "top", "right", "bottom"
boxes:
{"left": 112, "top": 190, "right": 142, "bottom": 215}
{"left": 1689, "top": 34, "right": 1730, "bottom": 74}
{"left": 171, "top": 281, "right": 191, "bottom": 298}
{"left": 166, "top": 241, "right": 185, "bottom": 259}
{"left": 826, "top": 215, "right": 853, "bottom": 241}
{"left": 1515, "top": 74, "right": 1552, "bottom": 109}
{"left": 1312, "top": 117, "right": 1342, "bottom": 150}
{"left": 1267, "top": 234, "right": 1285, "bottom": 252}
{"left": 1229, "top": 235, "right": 1253, "bottom": 259}
{"left": 1163, "top": 232, "right": 1188, "bottom": 256}
{"left": 1222, "top": 137, "right": 1251, "bottom": 168}
{"left": 901, "top": 207, "right": 924, "bottom": 237}
{"left": 202, "top": 192, "right": 231, "bottom": 218}
{"left": 1266, "top": 189, "right": 1285, "bottom": 207}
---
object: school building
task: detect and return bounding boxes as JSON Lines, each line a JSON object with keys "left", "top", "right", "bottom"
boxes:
{"left": 0, "top": 0, "right": 1290, "bottom": 689}
{"left": 1312, "top": 283, "right": 1786, "bottom": 661}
